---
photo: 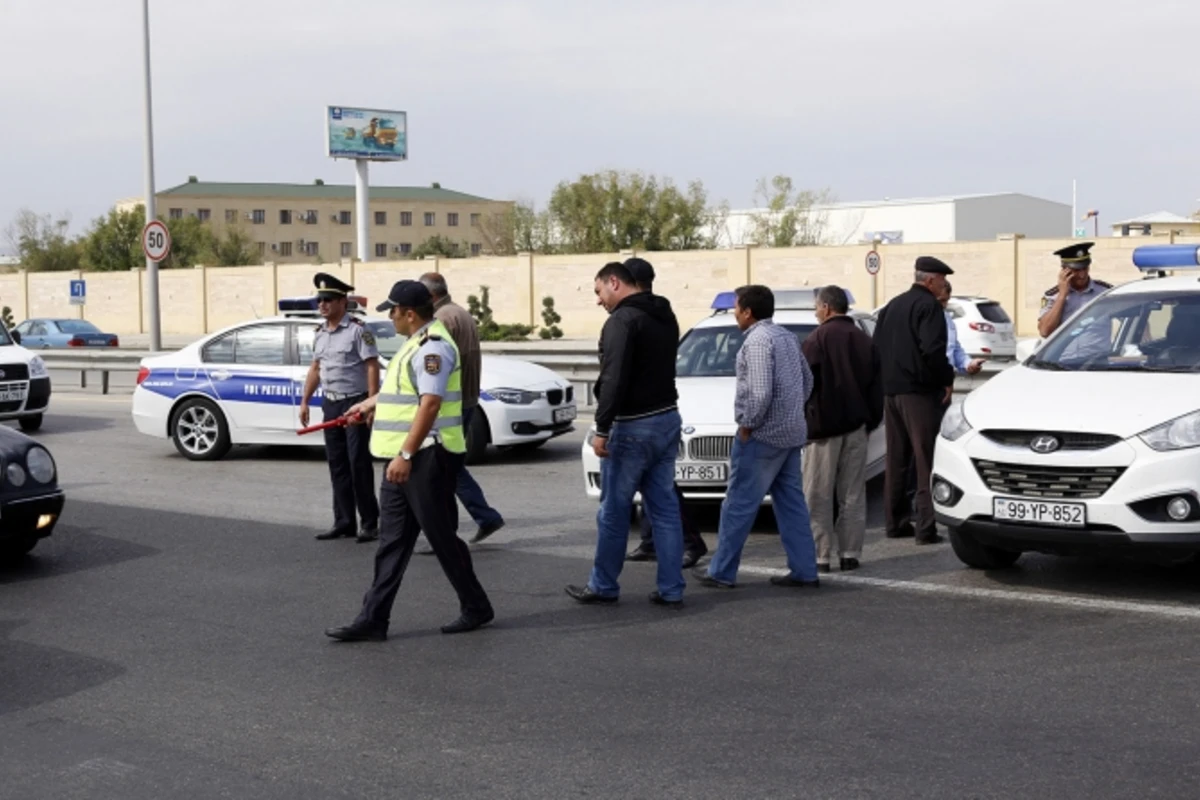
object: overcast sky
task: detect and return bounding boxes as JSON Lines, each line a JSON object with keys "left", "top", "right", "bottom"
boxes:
{"left": 2, "top": 0, "right": 1197, "bottom": 251}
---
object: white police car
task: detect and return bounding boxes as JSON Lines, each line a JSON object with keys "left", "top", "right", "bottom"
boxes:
{"left": 934, "top": 244, "right": 1200, "bottom": 569}
{"left": 131, "top": 297, "right": 576, "bottom": 462}
{"left": 581, "top": 289, "right": 887, "bottom": 502}
{"left": 0, "top": 326, "right": 52, "bottom": 432}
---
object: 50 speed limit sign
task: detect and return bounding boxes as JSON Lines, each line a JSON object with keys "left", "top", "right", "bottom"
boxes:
{"left": 865, "top": 250, "right": 881, "bottom": 275}
{"left": 142, "top": 220, "right": 171, "bottom": 262}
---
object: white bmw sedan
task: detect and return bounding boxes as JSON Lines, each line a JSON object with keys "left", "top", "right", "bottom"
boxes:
{"left": 131, "top": 299, "right": 577, "bottom": 463}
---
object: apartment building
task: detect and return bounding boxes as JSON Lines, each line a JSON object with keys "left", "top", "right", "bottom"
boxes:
{"left": 118, "top": 179, "right": 512, "bottom": 262}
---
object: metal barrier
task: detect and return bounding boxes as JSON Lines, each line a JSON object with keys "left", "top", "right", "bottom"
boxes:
{"left": 40, "top": 351, "right": 145, "bottom": 395}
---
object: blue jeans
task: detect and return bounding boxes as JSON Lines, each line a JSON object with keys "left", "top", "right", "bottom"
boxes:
{"left": 456, "top": 406, "right": 503, "bottom": 528}
{"left": 589, "top": 410, "right": 685, "bottom": 601}
{"left": 707, "top": 437, "right": 819, "bottom": 585}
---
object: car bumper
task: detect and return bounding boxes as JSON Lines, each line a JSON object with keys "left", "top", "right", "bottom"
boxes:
{"left": 131, "top": 387, "right": 171, "bottom": 438}
{"left": 487, "top": 400, "right": 578, "bottom": 446}
{"left": 2, "top": 489, "right": 65, "bottom": 541}
{"left": 933, "top": 429, "right": 1200, "bottom": 556}
{"left": 581, "top": 424, "right": 739, "bottom": 502}
{"left": 0, "top": 377, "right": 51, "bottom": 419}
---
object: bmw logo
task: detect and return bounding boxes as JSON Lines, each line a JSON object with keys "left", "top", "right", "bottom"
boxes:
{"left": 682, "top": 426, "right": 695, "bottom": 435}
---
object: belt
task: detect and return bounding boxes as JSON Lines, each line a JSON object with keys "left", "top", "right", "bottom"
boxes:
{"left": 323, "top": 390, "right": 367, "bottom": 402}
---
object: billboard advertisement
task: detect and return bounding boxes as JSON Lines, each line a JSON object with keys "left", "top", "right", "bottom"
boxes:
{"left": 326, "top": 106, "right": 407, "bottom": 161}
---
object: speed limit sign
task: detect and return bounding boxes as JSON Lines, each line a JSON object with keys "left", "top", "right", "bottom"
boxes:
{"left": 865, "top": 250, "right": 881, "bottom": 275}
{"left": 142, "top": 220, "right": 171, "bottom": 262}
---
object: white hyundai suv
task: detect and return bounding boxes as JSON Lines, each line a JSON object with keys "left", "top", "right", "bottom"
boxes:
{"left": 934, "top": 244, "right": 1200, "bottom": 570}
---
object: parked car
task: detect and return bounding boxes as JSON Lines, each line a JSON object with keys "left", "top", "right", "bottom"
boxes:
{"left": 13, "top": 319, "right": 119, "bottom": 348}
{"left": 945, "top": 296, "right": 1016, "bottom": 359}
{"left": 0, "top": 426, "right": 64, "bottom": 559}
{"left": 0, "top": 327, "right": 52, "bottom": 432}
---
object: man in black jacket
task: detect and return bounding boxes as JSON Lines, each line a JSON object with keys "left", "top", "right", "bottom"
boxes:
{"left": 874, "top": 256, "right": 956, "bottom": 545}
{"left": 801, "top": 285, "right": 883, "bottom": 572}
{"left": 566, "top": 262, "right": 687, "bottom": 608}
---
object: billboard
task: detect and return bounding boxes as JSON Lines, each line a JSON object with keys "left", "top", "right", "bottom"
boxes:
{"left": 326, "top": 106, "right": 407, "bottom": 161}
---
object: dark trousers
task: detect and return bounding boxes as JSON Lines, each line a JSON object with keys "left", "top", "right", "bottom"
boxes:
{"left": 456, "top": 406, "right": 503, "bottom": 528}
{"left": 637, "top": 484, "right": 707, "bottom": 553}
{"left": 356, "top": 447, "right": 491, "bottom": 627}
{"left": 323, "top": 394, "right": 379, "bottom": 534}
{"left": 884, "top": 393, "right": 945, "bottom": 536}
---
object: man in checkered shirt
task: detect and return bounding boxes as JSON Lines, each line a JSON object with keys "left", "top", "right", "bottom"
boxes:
{"left": 696, "top": 285, "right": 822, "bottom": 589}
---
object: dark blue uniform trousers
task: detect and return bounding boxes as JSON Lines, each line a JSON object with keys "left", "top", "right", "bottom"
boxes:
{"left": 323, "top": 394, "right": 380, "bottom": 535}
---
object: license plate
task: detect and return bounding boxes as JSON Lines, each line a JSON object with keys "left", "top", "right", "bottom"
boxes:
{"left": 554, "top": 406, "right": 576, "bottom": 423}
{"left": 676, "top": 462, "right": 728, "bottom": 483}
{"left": 0, "top": 390, "right": 24, "bottom": 402}
{"left": 993, "top": 497, "right": 1085, "bottom": 527}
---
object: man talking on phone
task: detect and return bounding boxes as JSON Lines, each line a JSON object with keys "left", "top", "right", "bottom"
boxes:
{"left": 1037, "top": 242, "right": 1112, "bottom": 340}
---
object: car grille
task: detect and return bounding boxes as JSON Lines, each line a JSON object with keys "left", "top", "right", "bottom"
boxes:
{"left": 972, "top": 459, "right": 1126, "bottom": 499}
{"left": 980, "top": 430, "right": 1122, "bottom": 451}
{"left": 0, "top": 401, "right": 22, "bottom": 413}
{"left": 689, "top": 435, "right": 734, "bottom": 461}
{"left": 546, "top": 389, "right": 563, "bottom": 406}
{"left": 0, "top": 363, "right": 30, "bottom": 381}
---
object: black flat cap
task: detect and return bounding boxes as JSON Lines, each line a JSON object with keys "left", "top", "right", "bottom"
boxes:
{"left": 375, "top": 280, "right": 432, "bottom": 312}
{"left": 914, "top": 256, "right": 954, "bottom": 275}
{"left": 624, "top": 257, "right": 656, "bottom": 286}
{"left": 1053, "top": 241, "right": 1094, "bottom": 269}
{"left": 314, "top": 272, "right": 354, "bottom": 299}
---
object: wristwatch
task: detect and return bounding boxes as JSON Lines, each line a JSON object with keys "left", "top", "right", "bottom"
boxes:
{"left": 399, "top": 450, "right": 413, "bottom": 462}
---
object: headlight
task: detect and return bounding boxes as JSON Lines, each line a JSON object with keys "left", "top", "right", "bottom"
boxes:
{"left": 6, "top": 462, "right": 26, "bottom": 487}
{"left": 482, "top": 387, "right": 540, "bottom": 405}
{"left": 1139, "top": 410, "right": 1200, "bottom": 452}
{"left": 26, "top": 447, "right": 55, "bottom": 483}
{"left": 940, "top": 402, "right": 972, "bottom": 442}
{"left": 28, "top": 357, "right": 47, "bottom": 378}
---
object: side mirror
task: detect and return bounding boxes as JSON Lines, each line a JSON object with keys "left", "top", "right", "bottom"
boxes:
{"left": 10, "top": 330, "right": 20, "bottom": 345}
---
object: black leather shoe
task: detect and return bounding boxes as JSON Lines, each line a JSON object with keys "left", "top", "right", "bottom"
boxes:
{"left": 626, "top": 546, "right": 656, "bottom": 562}
{"left": 315, "top": 528, "right": 354, "bottom": 541}
{"left": 649, "top": 591, "right": 683, "bottom": 609}
{"left": 681, "top": 548, "right": 707, "bottom": 569}
{"left": 886, "top": 523, "right": 915, "bottom": 539}
{"left": 356, "top": 526, "right": 379, "bottom": 543}
{"left": 471, "top": 520, "right": 505, "bottom": 544}
{"left": 690, "top": 567, "right": 735, "bottom": 589}
{"left": 769, "top": 574, "right": 821, "bottom": 588}
{"left": 565, "top": 584, "right": 618, "bottom": 605}
{"left": 915, "top": 532, "right": 945, "bottom": 546}
{"left": 817, "top": 563, "right": 832, "bottom": 573}
{"left": 441, "top": 607, "right": 495, "bottom": 634}
{"left": 840, "top": 558, "right": 860, "bottom": 571}
{"left": 325, "top": 623, "right": 387, "bottom": 642}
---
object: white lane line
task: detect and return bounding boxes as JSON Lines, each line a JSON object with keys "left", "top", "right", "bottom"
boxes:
{"left": 737, "top": 565, "right": 1200, "bottom": 621}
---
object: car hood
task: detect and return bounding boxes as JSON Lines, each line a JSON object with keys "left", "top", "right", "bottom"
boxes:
{"left": 480, "top": 355, "right": 567, "bottom": 391}
{"left": 677, "top": 377, "right": 736, "bottom": 427}
{"left": 964, "top": 365, "right": 1200, "bottom": 438}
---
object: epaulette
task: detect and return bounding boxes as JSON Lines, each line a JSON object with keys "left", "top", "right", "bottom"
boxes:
{"left": 418, "top": 332, "right": 442, "bottom": 345}
{"left": 313, "top": 322, "right": 322, "bottom": 331}
{"left": 1044, "top": 286, "right": 1060, "bottom": 297}
{"left": 349, "top": 317, "right": 363, "bottom": 325}
{"left": 1093, "top": 279, "right": 1112, "bottom": 289}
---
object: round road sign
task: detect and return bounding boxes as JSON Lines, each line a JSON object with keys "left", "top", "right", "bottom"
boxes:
{"left": 865, "top": 250, "right": 881, "bottom": 275}
{"left": 142, "top": 220, "right": 171, "bottom": 263}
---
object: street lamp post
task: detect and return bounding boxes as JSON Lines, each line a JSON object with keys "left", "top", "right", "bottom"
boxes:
{"left": 141, "top": 0, "right": 162, "bottom": 351}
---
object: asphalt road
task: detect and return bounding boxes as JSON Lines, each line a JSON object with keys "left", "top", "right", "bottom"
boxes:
{"left": 4, "top": 391, "right": 1200, "bottom": 798}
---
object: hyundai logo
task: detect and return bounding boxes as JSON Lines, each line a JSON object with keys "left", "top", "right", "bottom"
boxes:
{"left": 1030, "top": 434, "right": 1060, "bottom": 454}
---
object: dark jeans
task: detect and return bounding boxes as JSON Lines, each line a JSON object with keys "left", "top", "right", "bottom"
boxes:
{"left": 456, "top": 406, "right": 503, "bottom": 528}
{"left": 636, "top": 484, "right": 707, "bottom": 554}
{"left": 884, "top": 393, "right": 945, "bottom": 536}
{"left": 322, "top": 394, "right": 379, "bottom": 534}
{"left": 356, "top": 447, "right": 491, "bottom": 628}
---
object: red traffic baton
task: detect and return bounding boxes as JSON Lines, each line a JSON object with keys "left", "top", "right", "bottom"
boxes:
{"left": 297, "top": 412, "right": 362, "bottom": 436}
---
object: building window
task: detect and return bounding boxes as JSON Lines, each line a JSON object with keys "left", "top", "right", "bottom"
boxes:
{"left": 303, "top": 242, "right": 319, "bottom": 257}
{"left": 252, "top": 209, "right": 266, "bottom": 225}
{"left": 375, "top": 243, "right": 388, "bottom": 258}
{"left": 280, "top": 210, "right": 292, "bottom": 225}
{"left": 470, "top": 213, "right": 481, "bottom": 227}
{"left": 197, "top": 208, "right": 211, "bottom": 222}
{"left": 424, "top": 212, "right": 435, "bottom": 226}
{"left": 279, "top": 242, "right": 293, "bottom": 257}
{"left": 471, "top": 243, "right": 482, "bottom": 256}
{"left": 399, "top": 243, "right": 412, "bottom": 255}
{"left": 339, "top": 210, "right": 352, "bottom": 225}
{"left": 400, "top": 212, "right": 413, "bottom": 226}
{"left": 304, "top": 210, "right": 318, "bottom": 224}
{"left": 340, "top": 242, "right": 352, "bottom": 257}
{"left": 257, "top": 242, "right": 266, "bottom": 256}
{"left": 375, "top": 211, "right": 387, "bottom": 225}
{"left": 169, "top": 208, "right": 183, "bottom": 220}
{"left": 225, "top": 209, "right": 238, "bottom": 223}
{"left": 447, "top": 213, "right": 459, "bottom": 227}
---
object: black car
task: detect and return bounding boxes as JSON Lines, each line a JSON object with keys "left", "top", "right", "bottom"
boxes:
{"left": 0, "top": 426, "right": 64, "bottom": 558}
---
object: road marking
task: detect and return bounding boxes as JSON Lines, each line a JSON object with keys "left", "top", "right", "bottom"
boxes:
{"left": 738, "top": 565, "right": 1200, "bottom": 621}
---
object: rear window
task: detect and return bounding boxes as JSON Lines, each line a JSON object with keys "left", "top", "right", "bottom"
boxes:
{"left": 977, "top": 302, "right": 1011, "bottom": 324}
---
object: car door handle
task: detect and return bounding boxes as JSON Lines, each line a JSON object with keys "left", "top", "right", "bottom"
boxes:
{"left": 211, "top": 370, "right": 231, "bottom": 381}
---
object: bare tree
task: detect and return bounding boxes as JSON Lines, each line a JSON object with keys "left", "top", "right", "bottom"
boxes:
{"left": 745, "top": 176, "right": 835, "bottom": 247}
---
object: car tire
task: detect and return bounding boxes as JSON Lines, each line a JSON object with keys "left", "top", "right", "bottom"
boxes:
{"left": 1, "top": 535, "right": 39, "bottom": 559}
{"left": 170, "top": 397, "right": 232, "bottom": 461}
{"left": 949, "top": 527, "right": 1021, "bottom": 570}
{"left": 19, "top": 414, "right": 43, "bottom": 432}
{"left": 465, "top": 408, "right": 489, "bottom": 465}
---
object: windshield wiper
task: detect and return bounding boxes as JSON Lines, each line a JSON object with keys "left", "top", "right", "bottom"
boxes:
{"left": 1027, "top": 358, "right": 1067, "bottom": 371}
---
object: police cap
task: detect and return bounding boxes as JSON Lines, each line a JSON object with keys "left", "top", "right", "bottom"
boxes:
{"left": 1053, "top": 241, "right": 1094, "bottom": 270}
{"left": 314, "top": 272, "right": 354, "bottom": 300}
{"left": 375, "top": 279, "right": 432, "bottom": 312}
{"left": 624, "top": 257, "right": 656, "bottom": 287}
{"left": 914, "top": 256, "right": 954, "bottom": 275}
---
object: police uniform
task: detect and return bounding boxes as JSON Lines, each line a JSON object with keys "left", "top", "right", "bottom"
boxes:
{"left": 1039, "top": 242, "right": 1113, "bottom": 360}
{"left": 310, "top": 273, "right": 381, "bottom": 542}
{"left": 326, "top": 281, "right": 492, "bottom": 642}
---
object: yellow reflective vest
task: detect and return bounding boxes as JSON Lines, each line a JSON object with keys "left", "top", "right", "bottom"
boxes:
{"left": 369, "top": 319, "right": 465, "bottom": 457}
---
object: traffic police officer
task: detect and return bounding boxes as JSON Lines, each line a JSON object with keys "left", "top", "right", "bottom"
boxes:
{"left": 300, "top": 272, "right": 381, "bottom": 543}
{"left": 1037, "top": 242, "right": 1113, "bottom": 360}
{"left": 325, "top": 280, "right": 494, "bottom": 642}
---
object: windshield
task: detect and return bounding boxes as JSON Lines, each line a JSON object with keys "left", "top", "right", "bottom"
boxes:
{"left": 367, "top": 320, "right": 404, "bottom": 359}
{"left": 56, "top": 320, "right": 101, "bottom": 334}
{"left": 1031, "top": 292, "right": 1200, "bottom": 372}
{"left": 676, "top": 324, "right": 817, "bottom": 377}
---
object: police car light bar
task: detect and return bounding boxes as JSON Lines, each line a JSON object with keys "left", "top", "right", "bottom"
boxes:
{"left": 1133, "top": 245, "right": 1200, "bottom": 270}
{"left": 277, "top": 295, "right": 368, "bottom": 313}
{"left": 710, "top": 287, "right": 856, "bottom": 311}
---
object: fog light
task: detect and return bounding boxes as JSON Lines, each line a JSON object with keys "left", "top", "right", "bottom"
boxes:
{"left": 933, "top": 481, "right": 953, "bottom": 504}
{"left": 1167, "top": 497, "right": 1192, "bottom": 521}
{"left": 37, "top": 514, "right": 54, "bottom": 530}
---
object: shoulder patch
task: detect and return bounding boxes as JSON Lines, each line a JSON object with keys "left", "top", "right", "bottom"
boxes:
{"left": 423, "top": 354, "right": 442, "bottom": 375}
{"left": 361, "top": 329, "right": 375, "bottom": 346}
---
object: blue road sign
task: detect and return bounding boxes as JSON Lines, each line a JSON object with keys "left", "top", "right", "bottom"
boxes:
{"left": 70, "top": 279, "right": 86, "bottom": 306}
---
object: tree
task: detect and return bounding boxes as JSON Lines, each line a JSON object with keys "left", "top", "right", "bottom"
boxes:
{"left": 745, "top": 176, "right": 834, "bottom": 247}
{"left": 411, "top": 234, "right": 469, "bottom": 260}
{"left": 478, "top": 201, "right": 557, "bottom": 256}
{"left": 80, "top": 206, "right": 145, "bottom": 271}
{"left": 78, "top": 204, "right": 261, "bottom": 270}
{"left": 5, "top": 209, "right": 82, "bottom": 272}
{"left": 205, "top": 226, "right": 262, "bottom": 266}
{"left": 539, "top": 296, "right": 563, "bottom": 340}
{"left": 466, "top": 286, "right": 535, "bottom": 341}
{"left": 1, "top": 307, "right": 12, "bottom": 330}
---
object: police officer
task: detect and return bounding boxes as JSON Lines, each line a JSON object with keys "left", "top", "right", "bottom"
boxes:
{"left": 300, "top": 273, "right": 381, "bottom": 543}
{"left": 1037, "top": 242, "right": 1113, "bottom": 361}
{"left": 325, "top": 280, "right": 494, "bottom": 641}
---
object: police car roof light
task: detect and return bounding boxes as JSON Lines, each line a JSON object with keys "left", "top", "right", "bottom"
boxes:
{"left": 1132, "top": 245, "right": 1200, "bottom": 270}
{"left": 277, "top": 295, "right": 368, "bottom": 314}
{"left": 710, "top": 287, "right": 856, "bottom": 311}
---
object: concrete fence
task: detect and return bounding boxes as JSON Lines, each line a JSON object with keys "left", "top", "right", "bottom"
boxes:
{"left": 3, "top": 233, "right": 1194, "bottom": 340}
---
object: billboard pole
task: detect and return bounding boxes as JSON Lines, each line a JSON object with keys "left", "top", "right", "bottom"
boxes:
{"left": 355, "top": 159, "right": 369, "bottom": 262}
{"left": 141, "top": 0, "right": 162, "bottom": 351}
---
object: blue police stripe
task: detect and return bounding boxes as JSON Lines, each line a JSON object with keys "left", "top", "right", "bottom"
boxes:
{"left": 139, "top": 368, "right": 324, "bottom": 405}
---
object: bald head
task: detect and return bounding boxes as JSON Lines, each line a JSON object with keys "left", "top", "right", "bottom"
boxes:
{"left": 419, "top": 272, "right": 449, "bottom": 301}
